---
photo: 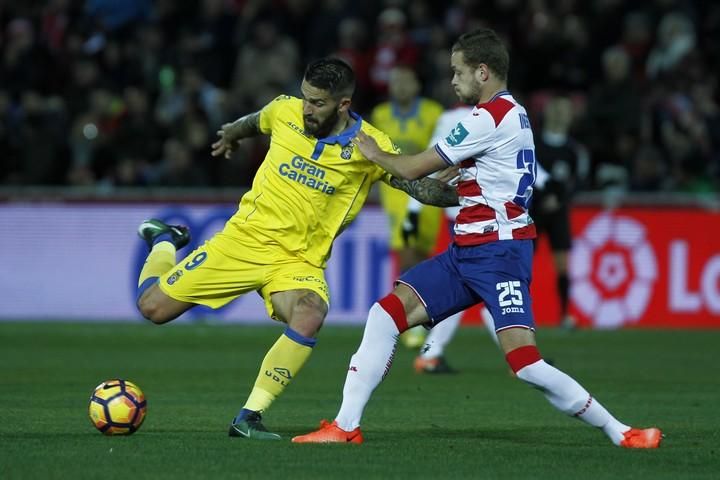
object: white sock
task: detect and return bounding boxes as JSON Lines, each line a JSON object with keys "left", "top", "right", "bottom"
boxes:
{"left": 481, "top": 306, "right": 499, "bottom": 347}
{"left": 420, "top": 312, "right": 461, "bottom": 359}
{"left": 516, "top": 360, "right": 630, "bottom": 445}
{"left": 335, "top": 303, "right": 400, "bottom": 431}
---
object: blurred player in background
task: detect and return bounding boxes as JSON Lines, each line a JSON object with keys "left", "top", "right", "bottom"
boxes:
{"left": 134, "top": 58, "right": 458, "bottom": 440}
{"left": 294, "top": 29, "right": 661, "bottom": 448}
{"left": 532, "top": 94, "right": 590, "bottom": 330}
{"left": 370, "top": 65, "right": 444, "bottom": 349}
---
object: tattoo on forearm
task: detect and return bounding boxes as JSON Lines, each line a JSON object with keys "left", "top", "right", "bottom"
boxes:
{"left": 232, "top": 111, "right": 261, "bottom": 138}
{"left": 390, "top": 176, "right": 459, "bottom": 207}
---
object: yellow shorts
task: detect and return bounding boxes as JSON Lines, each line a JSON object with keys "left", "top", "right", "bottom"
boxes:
{"left": 158, "top": 231, "right": 329, "bottom": 320}
{"left": 379, "top": 182, "right": 443, "bottom": 253}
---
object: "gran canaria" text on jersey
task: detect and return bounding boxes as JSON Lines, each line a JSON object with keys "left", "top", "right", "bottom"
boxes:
{"left": 279, "top": 156, "right": 336, "bottom": 194}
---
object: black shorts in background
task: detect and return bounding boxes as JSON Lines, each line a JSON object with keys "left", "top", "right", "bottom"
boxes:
{"left": 532, "top": 206, "right": 572, "bottom": 251}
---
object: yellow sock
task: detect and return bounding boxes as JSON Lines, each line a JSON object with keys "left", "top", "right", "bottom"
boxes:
{"left": 243, "top": 329, "right": 316, "bottom": 413}
{"left": 138, "top": 241, "right": 176, "bottom": 287}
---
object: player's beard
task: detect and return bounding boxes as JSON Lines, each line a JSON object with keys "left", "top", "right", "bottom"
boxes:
{"left": 304, "top": 108, "right": 339, "bottom": 139}
{"left": 455, "top": 82, "right": 482, "bottom": 105}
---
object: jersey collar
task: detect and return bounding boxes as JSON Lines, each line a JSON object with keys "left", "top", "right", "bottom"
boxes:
{"left": 391, "top": 97, "right": 420, "bottom": 121}
{"left": 311, "top": 111, "right": 363, "bottom": 160}
{"left": 317, "top": 110, "right": 363, "bottom": 147}
{"left": 486, "top": 90, "right": 511, "bottom": 103}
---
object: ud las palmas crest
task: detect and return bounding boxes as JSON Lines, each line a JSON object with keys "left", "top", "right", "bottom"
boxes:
{"left": 341, "top": 144, "right": 354, "bottom": 159}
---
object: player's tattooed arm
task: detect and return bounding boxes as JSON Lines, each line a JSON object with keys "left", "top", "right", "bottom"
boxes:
{"left": 211, "top": 111, "right": 261, "bottom": 159}
{"left": 389, "top": 176, "right": 459, "bottom": 207}
{"left": 227, "top": 111, "right": 261, "bottom": 138}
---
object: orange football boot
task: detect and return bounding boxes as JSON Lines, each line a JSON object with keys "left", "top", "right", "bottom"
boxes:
{"left": 291, "top": 420, "right": 363, "bottom": 444}
{"left": 413, "top": 356, "right": 456, "bottom": 374}
{"left": 620, "top": 427, "right": 663, "bottom": 448}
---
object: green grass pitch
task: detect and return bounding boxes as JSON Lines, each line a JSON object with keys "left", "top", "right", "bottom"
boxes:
{"left": 1, "top": 322, "right": 718, "bottom": 479}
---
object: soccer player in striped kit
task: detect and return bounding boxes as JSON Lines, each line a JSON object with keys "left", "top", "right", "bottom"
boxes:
{"left": 293, "top": 29, "right": 661, "bottom": 448}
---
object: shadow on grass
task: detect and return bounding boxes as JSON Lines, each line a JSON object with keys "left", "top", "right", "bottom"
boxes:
{"left": 281, "top": 424, "right": 587, "bottom": 446}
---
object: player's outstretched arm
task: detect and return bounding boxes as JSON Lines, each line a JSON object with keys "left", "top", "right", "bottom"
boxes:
{"left": 355, "top": 131, "right": 448, "bottom": 180}
{"left": 389, "top": 176, "right": 459, "bottom": 207}
{"left": 211, "top": 111, "right": 262, "bottom": 159}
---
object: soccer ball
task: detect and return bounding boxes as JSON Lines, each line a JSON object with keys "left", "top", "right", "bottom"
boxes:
{"left": 88, "top": 379, "right": 147, "bottom": 435}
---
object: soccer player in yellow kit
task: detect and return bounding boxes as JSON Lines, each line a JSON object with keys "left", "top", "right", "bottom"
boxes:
{"left": 371, "top": 65, "right": 444, "bottom": 348}
{"left": 134, "top": 58, "right": 458, "bottom": 440}
{"left": 372, "top": 66, "right": 444, "bottom": 271}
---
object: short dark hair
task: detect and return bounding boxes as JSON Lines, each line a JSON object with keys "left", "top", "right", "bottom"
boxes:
{"left": 452, "top": 28, "right": 509, "bottom": 81}
{"left": 303, "top": 58, "right": 356, "bottom": 99}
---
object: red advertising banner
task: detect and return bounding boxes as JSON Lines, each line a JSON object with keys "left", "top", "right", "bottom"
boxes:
{"left": 460, "top": 207, "right": 720, "bottom": 329}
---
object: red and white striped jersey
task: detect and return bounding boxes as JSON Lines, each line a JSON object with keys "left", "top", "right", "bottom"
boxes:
{"left": 434, "top": 91, "right": 537, "bottom": 246}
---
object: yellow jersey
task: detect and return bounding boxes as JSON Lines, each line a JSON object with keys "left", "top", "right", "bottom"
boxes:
{"left": 225, "top": 95, "right": 396, "bottom": 268}
{"left": 371, "top": 97, "right": 444, "bottom": 253}
{"left": 370, "top": 98, "right": 443, "bottom": 155}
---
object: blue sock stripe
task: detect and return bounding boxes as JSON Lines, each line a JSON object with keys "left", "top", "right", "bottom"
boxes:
{"left": 153, "top": 233, "right": 174, "bottom": 246}
{"left": 136, "top": 277, "right": 159, "bottom": 303}
{"left": 283, "top": 327, "right": 317, "bottom": 347}
{"left": 233, "top": 408, "right": 257, "bottom": 423}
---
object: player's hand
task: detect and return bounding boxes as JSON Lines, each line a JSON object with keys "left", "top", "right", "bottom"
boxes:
{"left": 211, "top": 123, "right": 241, "bottom": 159}
{"left": 435, "top": 166, "right": 460, "bottom": 185}
{"left": 354, "top": 130, "right": 382, "bottom": 162}
{"left": 401, "top": 211, "right": 420, "bottom": 247}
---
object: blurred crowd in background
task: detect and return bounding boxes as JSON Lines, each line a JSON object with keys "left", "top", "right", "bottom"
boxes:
{"left": 1, "top": 0, "right": 718, "bottom": 193}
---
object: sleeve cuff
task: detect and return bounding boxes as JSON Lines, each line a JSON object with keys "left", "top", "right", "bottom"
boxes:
{"left": 434, "top": 143, "right": 454, "bottom": 166}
